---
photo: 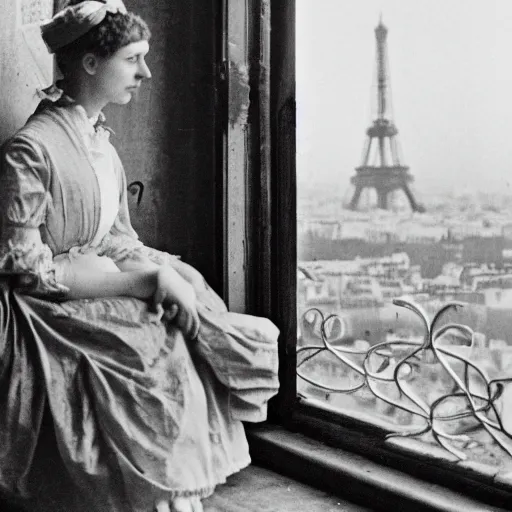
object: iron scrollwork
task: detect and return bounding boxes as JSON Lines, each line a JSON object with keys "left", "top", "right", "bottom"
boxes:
{"left": 297, "top": 298, "right": 512, "bottom": 461}
{"left": 128, "top": 180, "right": 144, "bottom": 205}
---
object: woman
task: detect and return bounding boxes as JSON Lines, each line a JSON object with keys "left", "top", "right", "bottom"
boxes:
{"left": 0, "top": 1, "right": 279, "bottom": 511}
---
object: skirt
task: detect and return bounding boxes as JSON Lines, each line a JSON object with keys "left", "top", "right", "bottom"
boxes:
{"left": 0, "top": 261, "right": 279, "bottom": 512}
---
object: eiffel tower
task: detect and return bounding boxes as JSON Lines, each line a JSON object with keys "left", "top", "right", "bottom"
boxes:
{"left": 348, "top": 18, "right": 424, "bottom": 213}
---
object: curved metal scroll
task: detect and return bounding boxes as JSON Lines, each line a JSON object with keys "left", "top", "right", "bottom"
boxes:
{"left": 128, "top": 181, "right": 144, "bottom": 205}
{"left": 297, "top": 298, "right": 512, "bottom": 461}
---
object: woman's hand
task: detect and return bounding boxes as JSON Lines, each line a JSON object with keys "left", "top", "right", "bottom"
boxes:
{"left": 153, "top": 266, "right": 200, "bottom": 339}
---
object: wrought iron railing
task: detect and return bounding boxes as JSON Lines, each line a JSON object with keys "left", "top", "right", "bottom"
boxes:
{"left": 297, "top": 298, "right": 512, "bottom": 461}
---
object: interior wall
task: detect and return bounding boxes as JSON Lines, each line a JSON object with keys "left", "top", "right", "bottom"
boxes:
{"left": 0, "top": 0, "right": 54, "bottom": 143}
{"left": 105, "top": 0, "right": 223, "bottom": 292}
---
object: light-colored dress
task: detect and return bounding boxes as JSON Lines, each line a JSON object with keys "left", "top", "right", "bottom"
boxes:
{"left": 0, "top": 92, "right": 279, "bottom": 512}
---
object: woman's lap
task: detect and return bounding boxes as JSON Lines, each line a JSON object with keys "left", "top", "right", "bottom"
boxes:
{"left": 0, "top": 252, "right": 278, "bottom": 510}
{"left": 0, "top": 286, "right": 252, "bottom": 511}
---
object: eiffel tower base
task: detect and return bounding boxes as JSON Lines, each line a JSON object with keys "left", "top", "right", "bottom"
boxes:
{"left": 349, "top": 183, "right": 424, "bottom": 213}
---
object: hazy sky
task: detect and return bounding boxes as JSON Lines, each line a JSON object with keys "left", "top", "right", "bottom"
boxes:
{"left": 296, "top": 0, "right": 512, "bottom": 199}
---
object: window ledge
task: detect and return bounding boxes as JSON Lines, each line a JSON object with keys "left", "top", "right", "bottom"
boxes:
{"left": 291, "top": 398, "right": 512, "bottom": 498}
{"left": 247, "top": 424, "right": 512, "bottom": 512}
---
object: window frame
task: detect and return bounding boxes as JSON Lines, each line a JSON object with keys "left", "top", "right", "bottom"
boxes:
{"left": 236, "top": 0, "right": 512, "bottom": 508}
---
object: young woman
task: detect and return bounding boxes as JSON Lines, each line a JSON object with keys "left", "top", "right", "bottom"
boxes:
{"left": 0, "top": 1, "right": 279, "bottom": 511}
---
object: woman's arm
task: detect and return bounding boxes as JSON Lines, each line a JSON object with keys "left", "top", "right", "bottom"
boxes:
{"left": 59, "top": 265, "right": 158, "bottom": 300}
{"left": 115, "top": 252, "right": 207, "bottom": 294}
{"left": 115, "top": 254, "right": 160, "bottom": 273}
{"left": 59, "top": 261, "right": 200, "bottom": 338}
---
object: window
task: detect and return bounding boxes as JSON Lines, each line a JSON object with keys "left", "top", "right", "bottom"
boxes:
{"left": 288, "top": 0, "right": 512, "bottom": 494}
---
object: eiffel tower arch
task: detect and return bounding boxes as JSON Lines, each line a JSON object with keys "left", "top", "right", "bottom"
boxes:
{"left": 348, "top": 19, "right": 425, "bottom": 213}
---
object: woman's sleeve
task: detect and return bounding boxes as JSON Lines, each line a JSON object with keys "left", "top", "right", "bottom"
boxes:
{"left": 0, "top": 134, "right": 62, "bottom": 293}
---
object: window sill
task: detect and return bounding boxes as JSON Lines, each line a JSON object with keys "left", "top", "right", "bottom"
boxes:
{"left": 247, "top": 420, "right": 512, "bottom": 511}
{"left": 294, "top": 397, "right": 512, "bottom": 490}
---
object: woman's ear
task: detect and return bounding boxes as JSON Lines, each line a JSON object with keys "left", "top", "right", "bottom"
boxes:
{"left": 82, "top": 53, "right": 99, "bottom": 75}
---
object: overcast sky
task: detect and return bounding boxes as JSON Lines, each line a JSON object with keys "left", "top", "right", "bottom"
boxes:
{"left": 296, "top": 0, "right": 512, "bottom": 199}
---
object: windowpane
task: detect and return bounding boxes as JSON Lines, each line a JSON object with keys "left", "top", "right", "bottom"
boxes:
{"left": 296, "top": 0, "right": 512, "bottom": 470}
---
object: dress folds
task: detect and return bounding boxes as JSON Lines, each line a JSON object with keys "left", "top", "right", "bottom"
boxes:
{"left": 0, "top": 93, "right": 279, "bottom": 512}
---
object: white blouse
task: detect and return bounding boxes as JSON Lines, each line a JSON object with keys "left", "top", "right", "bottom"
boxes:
{"left": 54, "top": 109, "right": 122, "bottom": 280}
{"left": 86, "top": 114, "right": 120, "bottom": 247}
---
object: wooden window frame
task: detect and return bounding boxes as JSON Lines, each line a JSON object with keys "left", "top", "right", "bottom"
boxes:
{"left": 224, "top": 1, "right": 512, "bottom": 509}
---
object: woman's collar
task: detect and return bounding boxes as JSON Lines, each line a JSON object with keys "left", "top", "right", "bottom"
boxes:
{"left": 37, "top": 83, "right": 111, "bottom": 134}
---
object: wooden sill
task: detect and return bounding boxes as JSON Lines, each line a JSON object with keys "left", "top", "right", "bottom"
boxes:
{"left": 288, "top": 398, "right": 512, "bottom": 497}
{"left": 247, "top": 423, "right": 512, "bottom": 512}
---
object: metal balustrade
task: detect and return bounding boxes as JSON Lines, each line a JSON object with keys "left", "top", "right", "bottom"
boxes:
{"left": 297, "top": 298, "right": 512, "bottom": 461}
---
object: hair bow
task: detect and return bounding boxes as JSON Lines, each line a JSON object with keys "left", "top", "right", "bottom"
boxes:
{"left": 41, "top": 0, "right": 127, "bottom": 54}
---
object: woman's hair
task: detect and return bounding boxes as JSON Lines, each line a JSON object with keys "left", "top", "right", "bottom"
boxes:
{"left": 55, "top": 2, "right": 151, "bottom": 75}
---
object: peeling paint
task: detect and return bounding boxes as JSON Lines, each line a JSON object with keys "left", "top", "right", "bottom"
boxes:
{"left": 228, "top": 61, "right": 250, "bottom": 127}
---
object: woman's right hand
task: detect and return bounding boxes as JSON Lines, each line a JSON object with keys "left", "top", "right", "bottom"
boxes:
{"left": 153, "top": 266, "right": 200, "bottom": 339}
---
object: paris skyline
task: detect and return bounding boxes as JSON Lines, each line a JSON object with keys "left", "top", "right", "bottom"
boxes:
{"left": 297, "top": 0, "right": 512, "bottom": 200}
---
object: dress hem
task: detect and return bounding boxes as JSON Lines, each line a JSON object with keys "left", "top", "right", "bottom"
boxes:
{"left": 163, "top": 455, "right": 252, "bottom": 500}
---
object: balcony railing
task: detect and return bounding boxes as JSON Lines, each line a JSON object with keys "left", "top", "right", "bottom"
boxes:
{"left": 297, "top": 298, "right": 512, "bottom": 461}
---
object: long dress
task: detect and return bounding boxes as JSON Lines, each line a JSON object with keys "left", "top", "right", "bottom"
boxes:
{"left": 0, "top": 92, "right": 279, "bottom": 512}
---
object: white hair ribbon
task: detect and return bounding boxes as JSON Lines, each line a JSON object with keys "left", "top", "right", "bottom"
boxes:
{"left": 41, "top": 0, "right": 128, "bottom": 54}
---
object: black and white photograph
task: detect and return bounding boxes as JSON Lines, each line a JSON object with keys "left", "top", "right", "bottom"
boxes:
{"left": 0, "top": 1, "right": 511, "bottom": 511}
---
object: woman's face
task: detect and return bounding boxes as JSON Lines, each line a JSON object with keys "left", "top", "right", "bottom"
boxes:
{"left": 92, "top": 40, "right": 151, "bottom": 105}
